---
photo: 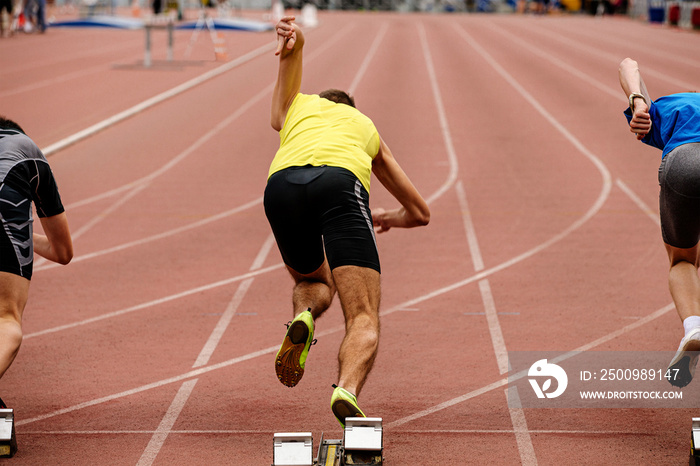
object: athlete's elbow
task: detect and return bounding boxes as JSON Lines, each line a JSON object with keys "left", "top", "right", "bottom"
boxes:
{"left": 417, "top": 209, "right": 430, "bottom": 227}
{"left": 56, "top": 253, "right": 72, "bottom": 265}
{"left": 411, "top": 206, "right": 430, "bottom": 227}
{"left": 56, "top": 244, "right": 73, "bottom": 265}
{"left": 270, "top": 109, "right": 284, "bottom": 132}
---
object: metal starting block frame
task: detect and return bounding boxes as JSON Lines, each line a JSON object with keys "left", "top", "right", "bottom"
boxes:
{"left": 0, "top": 409, "right": 16, "bottom": 458}
{"left": 273, "top": 418, "right": 383, "bottom": 466}
{"left": 691, "top": 418, "right": 700, "bottom": 465}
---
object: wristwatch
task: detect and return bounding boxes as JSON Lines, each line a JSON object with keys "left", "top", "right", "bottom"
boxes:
{"left": 628, "top": 92, "right": 647, "bottom": 112}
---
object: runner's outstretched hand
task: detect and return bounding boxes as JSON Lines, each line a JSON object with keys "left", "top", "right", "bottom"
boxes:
{"left": 275, "top": 16, "right": 299, "bottom": 56}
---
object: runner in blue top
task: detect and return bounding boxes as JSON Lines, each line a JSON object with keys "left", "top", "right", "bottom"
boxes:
{"left": 619, "top": 58, "right": 700, "bottom": 387}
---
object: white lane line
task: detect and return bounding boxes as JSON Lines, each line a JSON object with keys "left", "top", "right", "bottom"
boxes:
{"left": 480, "top": 279, "right": 508, "bottom": 376}
{"left": 71, "top": 182, "right": 152, "bottom": 241}
{"left": 452, "top": 17, "right": 612, "bottom": 378}
{"left": 482, "top": 21, "right": 673, "bottom": 236}
{"left": 41, "top": 41, "right": 277, "bottom": 157}
{"left": 508, "top": 19, "right": 699, "bottom": 91}
{"left": 490, "top": 22, "right": 663, "bottom": 231}
{"left": 15, "top": 298, "right": 675, "bottom": 427}
{"left": 386, "top": 301, "right": 674, "bottom": 430}
{"left": 1, "top": 64, "right": 110, "bottom": 99}
{"left": 420, "top": 22, "right": 511, "bottom": 380}
{"left": 136, "top": 379, "right": 198, "bottom": 466}
{"left": 455, "top": 181, "right": 484, "bottom": 273}
{"left": 540, "top": 18, "right": 700, "bottom": 70}
{"left": 62, "top": 79, "right": 272, "bottom": 212}
{"left": 41, "top": 84, "right": 269, "bottom": 265}
{"left": 34, "top": 197, "right": 263, "bottom": 272}
{"left": 431, "top": 4, "right": 531, "bottom": 445}
{"left": 22, "top": 144, "right": 616, "bottom": 411}
{"left": 139, "top": 234, "right": 275, "bottom": 463}
{"left": 506, "top": 387, "right": 537, "bottom": 466}
{"left": 192, "top": 234, "right": 275, "bottom": 369}
{"left": 422, "top": 19, "right": 528, "bottom": 456}
{"left": 418, "top": 21, "right": 459, "bottom": 205}
{"left": 348, "top": 22, "right": 388, "bottom": 96}
{"left": 16, "top": 343, "right": 279, "bottom": 426}
{"left": 192, "top": 278, "right": 254, "bottom": 369}
{"left": 379, "top": 428, "right": 643, "bottom": 434}
{"left": 616, "top": 178, "right": 660, "bottom": 226}
{"left": 23, "top": 262, "right": 285, "bottom": 340}
{"left": 1, "top": 39, "right": 140, "bottom": 77}
{"left": 380, "top": 20, "right": 612, "bottom": 454}
{"left": 486, "top": 20, "right": 623, "bottom": 102}
{"left": 33, "top": 181, "right": 151, "bottom": 269}
{"left": 452, "top": 23, "right": 612, "bottom": 193}
{"left": 455, "top": 183, "right": 509, "bottom": 377}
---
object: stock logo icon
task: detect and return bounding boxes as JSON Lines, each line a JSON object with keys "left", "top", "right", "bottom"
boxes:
{"left": 528, "top": 359, "right": 568, "bottom": 399}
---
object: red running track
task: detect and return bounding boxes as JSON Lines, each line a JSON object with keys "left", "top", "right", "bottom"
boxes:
{"left": 1, "top": 9, "right": 700, "bottom": 465}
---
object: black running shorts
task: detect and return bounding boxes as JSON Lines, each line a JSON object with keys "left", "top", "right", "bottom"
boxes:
{"left": 658, "top": 143, "right": 700, "bottom": 249}
{"left": 264, "top": 165, "right": 380, "bottom": 274}
{"left": 0, "top": 183, "right": 34, "bottom": 279}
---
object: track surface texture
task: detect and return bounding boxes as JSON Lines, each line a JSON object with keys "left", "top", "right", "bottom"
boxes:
{"left": 2, "top": 9, "right": 700, "bottom": 465}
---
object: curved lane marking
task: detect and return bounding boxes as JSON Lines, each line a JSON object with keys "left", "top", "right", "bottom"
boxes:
{"left": 18, "top": 18, "right": 623, "bottom": 429}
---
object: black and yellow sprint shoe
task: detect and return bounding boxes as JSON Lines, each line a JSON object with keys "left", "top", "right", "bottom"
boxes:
{"left": 331, "top": 385, "right": 366, "bottom": 428}
{"left": 275, "top": 309, "right": 316, "bottom": 387}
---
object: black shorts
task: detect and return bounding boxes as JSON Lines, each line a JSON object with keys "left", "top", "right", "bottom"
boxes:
{"left": 0, "top": 183, "right": 33, "bottom": 279}
{"left": 264, "top": 165, "right": 380, "bottom": 274}
{"left": 658, "top": 143, "right": 700, "bottom": 249}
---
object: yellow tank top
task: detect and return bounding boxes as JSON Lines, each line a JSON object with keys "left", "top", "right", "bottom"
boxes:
{"left": 268, "top": 93, "right": 380, "bottom": 192}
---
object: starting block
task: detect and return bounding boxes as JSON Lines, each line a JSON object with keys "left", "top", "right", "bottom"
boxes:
{"left": 273, "top": 418, "right": 383, "bottom": 466}
{"left": 273, "top": 432, "right": 314, "bottom": 466}
{"left": 0, "top": 409, "right": 16, "bottom": 458}
{"left": 691, "top": 418, "right": 700, "bottom": 465}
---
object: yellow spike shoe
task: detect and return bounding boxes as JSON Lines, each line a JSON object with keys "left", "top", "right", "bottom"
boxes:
{"left": 275, "top": 309, "right": 315, "bottom": 387}
{"left": 331, "top": 385, "right": 365, "bottom": 428}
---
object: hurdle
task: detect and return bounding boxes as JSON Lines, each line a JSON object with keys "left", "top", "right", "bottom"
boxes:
{"left": 144, "top": 15, "right": 175, "bottom": 68}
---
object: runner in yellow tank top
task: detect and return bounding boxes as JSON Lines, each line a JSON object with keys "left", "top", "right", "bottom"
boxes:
{"left": 265, "top": 16, "right": 430, "bottom": 428}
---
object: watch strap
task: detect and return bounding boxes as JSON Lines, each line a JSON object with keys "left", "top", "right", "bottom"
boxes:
{"left": 628, "top": 92, "right": 647, "bottom": 111}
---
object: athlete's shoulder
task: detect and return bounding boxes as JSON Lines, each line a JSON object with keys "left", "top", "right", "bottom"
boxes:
{"left": 0, "top": 130, "right": 43, "bottom": 159}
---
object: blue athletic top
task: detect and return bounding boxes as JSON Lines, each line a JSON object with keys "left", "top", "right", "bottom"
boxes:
{"left": 624, "top": 93, "right": 700, "bottom": 159}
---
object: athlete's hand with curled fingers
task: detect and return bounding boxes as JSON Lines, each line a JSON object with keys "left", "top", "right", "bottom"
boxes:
{"left": 274, "top": 16, "right": 300, "bottom": 56}
{"left": 630, "top": 102, "right": 652, "bottom": 140}
{"left": 372, "top": 207, "right": 391, "bottom": 234}
{"left": 372, "top": 206, "right": 423, "bottom": 234}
